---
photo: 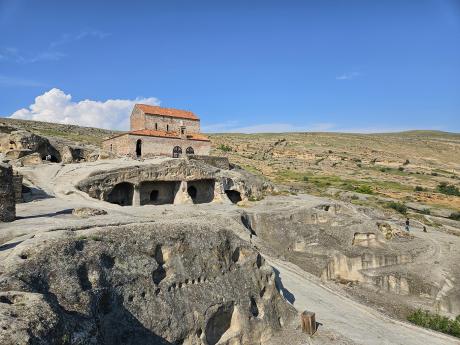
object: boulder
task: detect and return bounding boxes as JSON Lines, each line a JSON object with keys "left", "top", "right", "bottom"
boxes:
{"left": 15, "top": 152, "right": 43, "bottom": 166}
{"left": 4, "top": 149, "right": 32, "bottom": 160}
{"left": 0, "top": 222, "right": 296, "bottom": 344}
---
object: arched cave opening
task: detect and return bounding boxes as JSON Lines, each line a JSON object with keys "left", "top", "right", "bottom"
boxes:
{"left": 107, "top": 182, "right": 134, "bottom": 206}
{"left": 187, "top": 179, "right": 215, "bottom": 204}
{"left": 140, "top": 181, "right": 180, "bottom": 205}
{"left": 225, "top": 190, "right": 242, "bottom": 204}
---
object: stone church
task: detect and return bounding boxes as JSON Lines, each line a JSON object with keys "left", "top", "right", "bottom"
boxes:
{"left": 103, "top": 104, "right": 211, "bottom": 158}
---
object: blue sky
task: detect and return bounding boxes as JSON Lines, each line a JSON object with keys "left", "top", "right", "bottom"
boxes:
{"left": 1, "top": 0, "right": 459, "bottom": 133}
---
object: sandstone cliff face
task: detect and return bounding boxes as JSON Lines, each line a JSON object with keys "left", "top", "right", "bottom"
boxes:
{"left": 77, "top": 158, "right": 274, "bottom": 204}
{"left": 0, "top": 129, "right": 114, "bottom": 165}
{"left": 0, "top": 221, "right": 295, "bottom": 345}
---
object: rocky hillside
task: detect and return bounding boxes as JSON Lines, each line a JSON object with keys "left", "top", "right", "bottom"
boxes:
{"left": 210, "top": 131, "right": 460, "bottom": 213}
{"left": 0, "top": 220, "right": 296, "bottom": 344}
{"left": 1, "top": 117, "right": 459, "bottom": 213}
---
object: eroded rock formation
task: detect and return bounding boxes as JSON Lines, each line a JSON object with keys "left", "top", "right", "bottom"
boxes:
{"left": 77, "top": 158, "right": 274, "bottom": 206}
{"left": 0, "top": 222, "right": 296, "bottom": 345}
{"left": 0, "top": 163, "right": 15, "bottom": 222}
{"left": 0, "top": 130, "right": 115, "bottom": 165}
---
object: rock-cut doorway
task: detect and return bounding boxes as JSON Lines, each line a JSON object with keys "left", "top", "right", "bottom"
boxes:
{"left": 136, "top": 139, "right": 142, "bottom": 157}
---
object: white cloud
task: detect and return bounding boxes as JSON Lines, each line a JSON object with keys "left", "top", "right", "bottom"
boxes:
{"left": 0, "top": 47, "right": 65, "bottom": 63}
{"left": 336, "top": 72, "right": 360, "bottom": 80}
{"left": 1, "top": 29, "right": 109, "bottom": 64}
{"left": 50, "top": 30, "right": 110, "bottom": 48}
{"left": 10, "top": 88, "right": 159, "bottom": 130}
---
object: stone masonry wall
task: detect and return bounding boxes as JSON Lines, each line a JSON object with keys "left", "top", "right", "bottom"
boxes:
{"left": 143, "top": 115, "right": 200, "bottom": 134}
{"left": 0, "top": 163, "right": 15, "bottom": 222}
{"left": 103, "top": 134, "right": 211, "bottom": 158}
{"left": 130, "top": 106, "right": 146, "bottom": 131}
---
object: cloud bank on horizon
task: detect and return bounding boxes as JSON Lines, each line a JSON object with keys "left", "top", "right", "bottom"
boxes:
{"left": 10, "top": 88, "right": 159, "bottom": 130}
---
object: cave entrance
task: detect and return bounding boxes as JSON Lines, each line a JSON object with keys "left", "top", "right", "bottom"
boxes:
{"left": 187, "top": 179, "right": 215, "bottom": 204}
{"left": 187, "top": 186, "right": 197, "bottom": 199}
{"left": 136, "top": 139, "right": 142, "bottom": 157}
{"left": 41, "top": 154, "right": 60, "bottom": 163}
{"left": 140, "top": 181, "right": 180, "bottom": 205}
{"left": 107, "top": 182, "right": 134, "bottom": 206}
{"left": 225, "top": 190, "right": 242, "bottom": 204}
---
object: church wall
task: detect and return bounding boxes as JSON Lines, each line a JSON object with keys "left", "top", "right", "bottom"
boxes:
{"left": 143, "top": 115, "right": 200, "bottom": 134}
{"left": 130, "top": 106, "right": 146, "bottom": 131}
{"left": 103, "top": 134, "right": 210, "bottom": 158}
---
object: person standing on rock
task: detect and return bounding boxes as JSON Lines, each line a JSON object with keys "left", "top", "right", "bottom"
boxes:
{"left": 405, "top": 218, "right": 410, "bottom": 232}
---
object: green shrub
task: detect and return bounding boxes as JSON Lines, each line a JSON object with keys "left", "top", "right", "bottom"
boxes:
{"left": 380, "top": 168, "right": 387, "bottom": 172}
{"left": 387, "top": 201, "right": 407, "bottom": 214}
{"left": 449, "top": 212, "right": 460, "bottom": 221}
{"left": 355, "top": 185, "right": 373, "bottom": 194}
{"left": 217, "top": 144, "right": 232, "bottom": 152}
{"left": 431, "top": 172, "right": 438, "bottom": 176}
{"left": 398, "top": 166, "right": 404, "bottom": 171}
{"left": 302, "top": 176, "right": 309, "bottom": 182}
{"left": 420, "top": 208, "right": 431, "bottom": 215}
{"left": 403, "top": 159, "right": 410, "bottom": 165}
{"left": 350, "top": 195, "right": 359, "bottom": 200}
{"left": 407, "top": 309, "right": 460, "bottom": 338}
{"left": 437, "top": 182, "right": 460, "bottom": 196}
{"left": 414, "top": 186, "right": 424, "bottom": 192}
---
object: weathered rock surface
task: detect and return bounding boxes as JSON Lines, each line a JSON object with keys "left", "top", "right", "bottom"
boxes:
{"left": 77, "top": 158, "right": 274, "bottom": 204}
{"left": 72, "top": 207, "right": 108, "bottom": 218}
{"left": 0, "top": 221, "right": 296, "bottom": 345}
{"left": 0, "top": 163, "right": 15, "bottom": 222}
{"left": 0, "top": 129, "right": 115, "bottom": 165}
{"left": 241, "top": 197, "right": 460, "bottom": 318}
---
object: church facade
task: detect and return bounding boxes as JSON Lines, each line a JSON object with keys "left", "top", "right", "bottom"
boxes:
{"left": 103, "top": 104, "right": 211, "bottom": 158}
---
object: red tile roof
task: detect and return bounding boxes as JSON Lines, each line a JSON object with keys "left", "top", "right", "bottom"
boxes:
{"left": 136, "top": 104, "right": 199, "bottom": 121}
{"left": 129, "top": 129, "right": 210, "bottom": 142}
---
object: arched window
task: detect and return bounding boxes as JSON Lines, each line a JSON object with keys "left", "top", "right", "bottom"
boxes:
{"left": 166, "top": 124, "right": 169, "bottom": 132}
{"left": 172, "top": 146, "right": 182, "bottom": 158}
{"left": 136, "top": 139, "right": 142, "bottom": 157}
{"left": 186, "top": 147, "right": 194, "bottom": 155}
{"left": 155, "top": 123, "right": 158, "bottom": 130}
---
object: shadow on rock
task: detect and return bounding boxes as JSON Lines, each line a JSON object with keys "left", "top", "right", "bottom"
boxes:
{"left": 273, "top": 267, "right": 295, "bottom": 304}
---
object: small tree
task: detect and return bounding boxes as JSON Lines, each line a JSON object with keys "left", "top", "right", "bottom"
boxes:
{"left": 387, "top": 201, "right": 407, "bottom": 214}
{"left": 355, "top": 185, "right": 373, "bottom": 194}
{"left": 437, "top": 182, "right": 460, "bottom": 196}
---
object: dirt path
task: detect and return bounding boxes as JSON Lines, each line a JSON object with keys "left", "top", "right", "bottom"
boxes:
{"left": 267, "top": 257, "right": 459, "bottom": 345}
